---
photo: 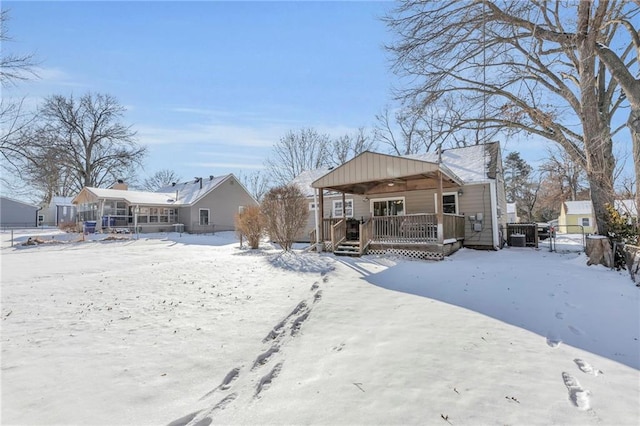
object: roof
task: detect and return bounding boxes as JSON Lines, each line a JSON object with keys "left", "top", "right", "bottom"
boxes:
{"left": 156, "top": 174, "right": 230, "bottom": 205}
{"left": 408, "top": 143, "right": 495, "bottom": 183}
{"left": 563, "top": 200, "right": 593, "bottom": 215}
{"left": 614, "top": 199, "right": 638, "bottom": 217}
{"left": 311, "top": 151, "right": 464, "bottom": 193}
{"left": 51, "top": 196, "right": 75, "bottom": 206}
{"left": 73, "top": 187, "right": 179, "bottom": 206}
{"left": 291, "top": 167, "right": 333, "bottom": 197}
{"left": 0, "top": 196, "right": 39, "bottom": 209}
{"left": 72, "top": 174, "right": 246, "bottom": 207}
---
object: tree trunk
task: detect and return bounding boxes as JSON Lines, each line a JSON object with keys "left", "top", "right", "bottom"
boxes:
{"left": 629, "top": 108, "right": 640, "bottom": 225}
{"left": 585, "top": 236, "right": 614, "bottom": 268}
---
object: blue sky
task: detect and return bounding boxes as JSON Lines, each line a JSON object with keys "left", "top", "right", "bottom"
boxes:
{"left": 3, "top": 1, "right": 633, "bottom": 190}
{"left": 4, "top": 1, "right": 401, "bottom": 183}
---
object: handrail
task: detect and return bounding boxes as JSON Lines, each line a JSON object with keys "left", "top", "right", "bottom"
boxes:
{"left": 359, "top": 218, "right": 372, "bottom": 255}
{"left": 331, "top": 219, "right": 346, "bottom": 251}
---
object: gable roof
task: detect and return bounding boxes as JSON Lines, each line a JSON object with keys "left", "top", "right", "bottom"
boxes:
{"left": 311, "top": 151, "right": 464, "bottom": 193}
{"left": 291, "top": 167, "right": 333, "bottom": 197}
{"left": 408, "top": 142, "right": 497, "bottom": 183}
{"left": 156, "top": 174, "right": 231, "bottom": 206}
{"left": 0, "top": 196, "right": 39, "bottom": 209}
{"left": 72, "top": 174, "right": 243, "bottom": 207}
{"left": 563, "top": 200, "right": 593, "bottom": 215}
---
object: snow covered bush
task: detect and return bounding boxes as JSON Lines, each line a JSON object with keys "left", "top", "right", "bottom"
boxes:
{"left": 235, "top": 205, "right": 264, "bottom": 249}
{"left": 261, "top": 184, "right": 308, "bottom": 251}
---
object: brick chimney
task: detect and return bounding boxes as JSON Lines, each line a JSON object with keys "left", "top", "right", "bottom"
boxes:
{"left": 111, "top": 179, "right": 128, "bottom": 190}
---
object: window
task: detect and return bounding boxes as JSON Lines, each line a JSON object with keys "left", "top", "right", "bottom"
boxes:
{"left": 371, "top": 198, "right": 405, "bottom": 217}
{"left": 116, "top": 201, "right": 127, "bottom": 216}
{"left": 159, "top": 208, "right": 170, "bottom": 223}
{"left": 333, "top": 199, "right": 354, "bottom": 218}
{"left": 309, "top": 202, "right": 317, "bottom": 211}
{"left": 581, "top": 217, "right": 591, "bottom": 227}
{"left": 149, "top": 207, "right": 159, "bottom": 223}
{"left": 435, "top": 192, "right": 459, "bottom": 214}
{"left": 199, "top": 209, "right": 210, "bottom": 225}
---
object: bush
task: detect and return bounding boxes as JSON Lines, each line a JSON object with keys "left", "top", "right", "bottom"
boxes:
{"left": 605, "top": 203, "right": 638, "bottom": 270}
{"left": 235, "top": 206, "right": 264, "bottom": 249}
{"left": 261, "top": 185, "right": 309, "bottom": 251}
{"left": 59, "top": 222, "right": 78, "bottom": 233}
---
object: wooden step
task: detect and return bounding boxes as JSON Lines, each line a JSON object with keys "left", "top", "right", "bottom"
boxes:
{"left": 334, "top": 242, "right": 361, "bottom": 257}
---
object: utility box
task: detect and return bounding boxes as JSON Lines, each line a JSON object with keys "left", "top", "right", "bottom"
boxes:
{"left": 510, "top": 233, "right": 526, "bottom": 247}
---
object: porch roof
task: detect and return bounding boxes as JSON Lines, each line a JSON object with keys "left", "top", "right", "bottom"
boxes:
{"left": 311, "top": 151, "right": 464, "bottom": 195}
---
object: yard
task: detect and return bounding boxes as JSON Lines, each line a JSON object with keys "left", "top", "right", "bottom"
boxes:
{"left": 1, "top": 229, "right": 638, "bottom": 425}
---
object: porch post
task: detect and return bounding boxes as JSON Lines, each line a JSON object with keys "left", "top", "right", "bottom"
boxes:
{"left": 437, "top": 170, "right": 444, "bottom": 244}
{"left": 313, "top": 189, "right": 322, "bottom": 252}
{"left": 342, "top": 192, "right": 346, "bottom": 218}
{"left": 319, "top": 188, "right": 325, "bottom": 242}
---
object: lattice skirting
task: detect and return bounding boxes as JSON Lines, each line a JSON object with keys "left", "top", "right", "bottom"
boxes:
{"left": 367, "top": 247, "right": 444, "bottom": 261}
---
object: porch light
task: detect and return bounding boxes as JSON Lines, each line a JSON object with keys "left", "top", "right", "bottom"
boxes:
{"left": 458, "top": 189, "right": 464, "bottom": 196}
{"left": 387, "top": 182, "right": 395, "bottom": 187}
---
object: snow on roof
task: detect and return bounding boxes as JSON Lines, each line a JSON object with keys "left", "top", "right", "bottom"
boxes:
{"left": 293, "top": 144, "right": 494, "bottom": 195}
{"left": 155, "top": 174, "right": 229, "bottom": 205}
{"left": 291, "top": 167, "right": 332, "bottom": 197}
{"left": 408, "top": 144, "right": 490, "bottom": 183}
{"left": 51, "top": 196, "right": 75, "bottom": 206}
{"left": 84, "top": 187, "right": 179, "bottom": 206}
{"left": 563, "top": 200, "right": 593, "bottom": 215}
{"left": 614, "top": 199, "right": 637, "bottom": 217}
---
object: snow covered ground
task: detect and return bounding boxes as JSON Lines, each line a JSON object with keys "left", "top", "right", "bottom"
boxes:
{"left": 1, "top": 229, "right": 638, "bottom": 425}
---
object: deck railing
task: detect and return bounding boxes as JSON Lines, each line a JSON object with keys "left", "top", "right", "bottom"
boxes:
{"left": 371, "top": 214, "right": 438, "bottom": 243}
{"left": 443, "top": 214, "right": 465, "bottom": 241}
{"left": 331, "top": 219, "right": 346, "bottom": 250}
{"left": 359, "top": 218, "right": 372, "bottom": 254}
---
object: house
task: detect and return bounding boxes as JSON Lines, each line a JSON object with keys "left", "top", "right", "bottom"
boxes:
{"left": 506, "top": 202, "right": 519, "bottom": 223}
{"left": 39, "top": 196, "right": 76, "bottom": 227}
{"left": 558, "top": 200, "right": 596, "bottom": 234}
{"left": 0, "top": 196, "right": 40, "bottom": 228}
{"left": 72, "top": 174, "right": 258, "bottom": 233}
{"left": 294, "top": 142, "right": 507, "bottom": 259}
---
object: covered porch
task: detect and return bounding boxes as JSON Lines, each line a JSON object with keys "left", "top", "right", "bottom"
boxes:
{"left": 310, "top": 151, "right": 466, "bottom": 259}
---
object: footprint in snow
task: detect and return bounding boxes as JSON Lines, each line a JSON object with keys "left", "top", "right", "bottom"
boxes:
{"left": 555, "top": 312, "right": 565, "bottom": 320}
{"left": 561, "top": 372, "right": 591, "bottom": 411}
{"left": 574, "top": 359, "right": 603, "bottom": 376}
{"left": 568, "top": 325, "right": 585, "bottom": 336}
{"left": 546, "top": 332, "right": 562, "bottom": 348}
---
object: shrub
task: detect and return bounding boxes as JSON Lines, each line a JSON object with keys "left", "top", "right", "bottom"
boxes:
{"left": 261, "top": 185, "right": 309, "bottom": 251}
{"left": 235, "top": 205, "right": 265, "bottom": 249}
{"left": 605, "top": 203, "right": 639, "bottom": 270}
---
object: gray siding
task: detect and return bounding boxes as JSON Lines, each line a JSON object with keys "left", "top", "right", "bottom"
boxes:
{"left": 458, "top": 183, "right": 494, "bottom": 248}
{"left": 189, "top": 175, "right": 258, "bottom": 232}
{"left": 0, "top": 197, "right": 39, "bottom": 228}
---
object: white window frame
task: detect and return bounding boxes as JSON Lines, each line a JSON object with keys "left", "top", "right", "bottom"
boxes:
{"left": 332, "top": 199, "right": 354, "bottom": 218}
{"left": 199, "top": 208, "right": 210, "bottom": 226}
{"left": 434, "top": 192, "right": 460, "bottom": 214}
{"left": 309, "top": 202, "right": 317, "bottom": 211}
{"left": 370, "top": 197, "right": 406, "bottom": 217}
{"left": 580, "top": 217, "right": 591, "bottom": 227}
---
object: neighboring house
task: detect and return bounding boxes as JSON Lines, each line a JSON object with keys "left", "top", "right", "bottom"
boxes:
{"left": 39, "top": 196, "right": 77, "bottom": 227}
{"left": 506, "top": 202, "right": 519, "bottom": 223}
{"left": 558, "top": 200, "right": 596, "bottom": 234}
{"left": 0, "top": 196, "right": 39, "bottom": 228}
{"left": 72, "top": 174, "right": 258, "bottom": 233}
{"left": 614, "top": 199, "right": 638, "bottom": 220}
{"left": 293, "top": 142, "right": 507, "bottom": 259}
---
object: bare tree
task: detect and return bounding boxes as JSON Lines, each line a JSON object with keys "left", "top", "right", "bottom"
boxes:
{"left": 237, "top": 170, "right": 271, "bottom": 202}
{"left": 22, "top": 93, "right": 146, "bottom": 195}
{"left": 261, "top": 184, "right": 308, "bottom": 251}
{"left": 331, "top": 127, "right": 377, "bottom": 165}
{"left": 0, "top": 10, "right": 38, "bottom": 86}
{"left": 265, "top": 128, "right": 331, "bottom": 186}
{"left": 385, "top": 0, "right": 638, "bottom": 235}
{"left": 539, "top": 147, "right": 588, "bottom": 203}
{"left": 142, "top": 169, "right": 182, "bottom": 192}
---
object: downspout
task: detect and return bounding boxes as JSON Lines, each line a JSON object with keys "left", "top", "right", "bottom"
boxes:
{"left": 489, "top": 180, "right": 499, "bottom": 250}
